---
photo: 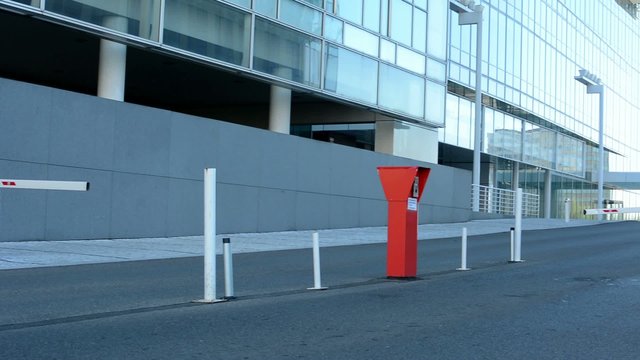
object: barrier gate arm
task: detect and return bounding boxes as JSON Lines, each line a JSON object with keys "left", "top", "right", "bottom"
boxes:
{"left": 0, "top": 179, "right": 90, "bottom": 191}
{"left": 583, "top": 207, "right": 640, "bottom": 215}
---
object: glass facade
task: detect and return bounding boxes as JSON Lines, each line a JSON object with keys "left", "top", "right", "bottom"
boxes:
{"left": 3, "top": 0, "right": 639, "bottom": 220}
{"left": 10, "top": 0, "right": 448, "bottom": 126}
{"left": 444, "top": 0, "right": 640, "bottom": 219}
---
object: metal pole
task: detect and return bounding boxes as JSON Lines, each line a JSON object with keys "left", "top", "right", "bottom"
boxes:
{"left": 597, "top": 89, "right": 605, "bottom": 221}
{"left": 223, "top": 237, "right": 234, "bottom": 299}
{"left": 308, "top": 232, "right": 327, "bottom": 290}
{"left": 203, "top": 168, "right": 221, "bottom": 302}
{"left": 509, "top": 227, "right": 515, "bottom": 262}
{"left": 457, "top": 227, "right": 470, "bottom": 271}
{"left": 514, "top": 188, "right": 523, "bottom": 262}
{"left": 472, "top": 5, "right": 484, "bottom": 212}
{"left": 564, "top": 198, "right": 571, "bottom": 223}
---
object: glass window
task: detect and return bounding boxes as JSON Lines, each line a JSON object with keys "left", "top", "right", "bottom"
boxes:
{"left": 225, "top": 0, "right": 250, "bottom": 8}
{"left": 389, "top": 0, "right": 412, "bottom": 46}
{"left": 324, "top": 45, "right": 378, "bottom": 105}
{"left": 254, "top": 0, "right": 276, "bottom": 18}
{"left": 335, "top": 0, "right": 363, "bottom": 24}
{"left": 412, "top": 8, "right": 427, "bottom": 53}
{"left": 298, "top": 0, "right": 322, "bottom": 7}
{"left": 380, "top": 39, "right": 395, "bottom": 63}
{"left": 426, "top": 0, "right": 447, "bottom": 60}
{"left": 253, "top": 18, "right": 321, "bottom": 87}
{"left": 45, "top": 0, "right": 162, "bottom": 40}
{"left": 458, "top": 97, "right": 472, "bottom": 149}
{"left": 363, "top": 0, "right": 380, "bottom": 32}
{"left": 425, "top": 80, "right": 445, "bottom": 126}
{"left": 324, "top": 15, "right": 343, "bottom": 43}
{"left": 426, "top": 58, "right": 446, "bottom": 82}
{"left": 380, "top": 0, "right": 388, "bottom": 36}
{"left": 445, "top": 94, "right": 459, "bottom": 145}
{"left": 10, "top": 0, "right": 39, "bottom": 6}
{"left": 163, "top": 0, "right": 250, "bottom": 66}
{"left": 280, "top": 0, "right": 322, "bottom": 36}
{"left": 343, "top": 23, "right": 379, "bottom": 57}
{"left": 414, "top": 0, "right": 427, "bottom": 10}
{"left": 396, "top": 46, "right": 425, "bottom": 75}
{"left": 379, "top": 63, "right": 425, "bottom": 118}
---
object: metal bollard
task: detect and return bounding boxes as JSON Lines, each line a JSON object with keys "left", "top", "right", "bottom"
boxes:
{"left": 307, "top": 232, "right": 328, "bottom": 290}
{"left": 200, "top": 168, "right": 224, "bottom": 303}
{"left": 457, "top": 227, "right": 470, "bottom": 271}
{"left": 509, "top": 227, "right": 515, "bottom": 262}
{"left": 223, "top": 237, "right": 235, "bottom": 299}
{"left": 564, "top": 198, "right": 571, "bottom": 223}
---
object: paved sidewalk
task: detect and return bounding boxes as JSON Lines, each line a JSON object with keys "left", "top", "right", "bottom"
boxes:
{"left": 0, "top": 218, "right": 604, "bottom": 270}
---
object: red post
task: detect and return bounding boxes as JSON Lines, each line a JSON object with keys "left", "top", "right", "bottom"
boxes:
{"left": 377, "top": 166, "right": 431, "bottom": 278}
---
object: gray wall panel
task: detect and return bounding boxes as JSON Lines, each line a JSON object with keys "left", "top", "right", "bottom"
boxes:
{"left": 110, "top": 172, "right": 169, "bottom": 238}
{"left": 48, "top": 91, "right": 115, "bottom": 170}
{"left": 257, "top": 188, "right": 296, "bottom": 232}
{"left": 260, "top": 133, "right": 298, "bottom": 191}
{"left": 169, "top": 113, "right": 219, "bottom": 180}
{"left": 0, "top": 160, "right": 48, "bottom": 241}
{"left": 0, "top": 78, "right": 474, "bottom": 241}
{"left": 295, "top": 138, "right": 332, "bottom": 194}
{"left": 113, "top": 103, "right": 172, "bottom": 177}
{"left": 217, "top": 183, "right": 259, "bottom": 234}
{"left": 216, "top": 122, "right": 264, "bottom": 187}
{"left": 0, "top": 80, "right": 51, "bottom": 163}
{"left": 166, "top": 178, "right": 203, "bottom": 237}
{"left": 329, "top": 195, "right": 359, "bottom": 228}
{"left": 44, "top": 166, "right": 111, "bottom": 240}
{"left": 295, "top": 192, "right": 330, "bottom": 230}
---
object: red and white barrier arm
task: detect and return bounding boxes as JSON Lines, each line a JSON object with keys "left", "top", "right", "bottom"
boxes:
{"left": 583, "top": 207, "right": 640, "bottom": 215}
{"left": 0, "top": 179, "right": 89, "bottom": 191}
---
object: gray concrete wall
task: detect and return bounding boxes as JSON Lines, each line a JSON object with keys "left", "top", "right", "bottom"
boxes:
{"left": 0, "top": 78, "right": 473, "bottom": 241}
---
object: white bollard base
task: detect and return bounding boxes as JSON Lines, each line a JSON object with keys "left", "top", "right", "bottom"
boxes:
{"left": 193, "top": 298, "right": 228, "bottom": 304}
{"left": 456, "top": 267, "right": 471, "bottom": 271}
{"left": 307, "top": 286, "right": 328, "bottom": 291}
{"left": 508, "top": 260, "right": 526, "bottom": 264}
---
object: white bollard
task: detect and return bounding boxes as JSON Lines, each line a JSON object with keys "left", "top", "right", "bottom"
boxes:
{"left": 513, "top": 188, "right": 524, "bottom": 262}
{"left": 564, "top": 198, "right": 571, "bottom": 223}
{"left": 457, "top": 227, "right": 470, "bottom": 271}
{"left": 509, "top": 227, "right": 515, "bottom": 262}
{"left": 201, "top": 168, "right": 223, "bottom": 303}
{"left": 308, "top": 232, "right": 328, "bottom": 290}
{"left": 223, "top": 237, "right": 235, "bottom": 299}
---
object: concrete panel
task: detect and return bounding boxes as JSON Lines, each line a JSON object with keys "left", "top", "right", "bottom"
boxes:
{"left": 257, "top": 188, "right": 296, "bottom": 232}
{"left": 295, "top": 192, "right": 330, "bottom": 230}
{"left": 0, "top": 160, "right": 48, "bottom": 241}
{"left": 357, "top": 149, "right": 388, "bottom": 200}
{"left": 329, "top": 145, "right": 365, "bottom": 197}
{"left": 48, "top": 91, "right": 115, "bottom": 170}
{"left": 166, "top": 178, "right": 202, "bottom": 237}
{"left": 44, "top": 166, "right": 111, "bottom": 240}
{"left": 329, "top": 195, "right": 359, "bottom": 229}
{"left": 110, "top": 172, "right": 169, "bottom": 238}
{"left": 358, "top": 198, "right": 388, "bottom": 227}
{"left": 216, "top": 122, "right": 264, "bottom": 187}
{"left": 169, "top": 112, "right": 218, "bottom": 180}
{"left": 295, "top": 137, "right": 332, "bottom": 194}
{"left": 260, "top": 132, "right": 298, "bottom": 191}
{"left": 112, "top": 103, "right": 172, "bottom": 177}
{"left": 0, "top": 79, "right": 52, "bottom": 163}
{"left": 217, "top": 183, "right": 259, "bottom": 234}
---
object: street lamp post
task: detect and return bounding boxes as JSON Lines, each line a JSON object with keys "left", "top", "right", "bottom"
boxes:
{"left": 574, "top": 69, "right": 604, "bottom": 220}
{"left": 451, "top": 0, "right": 484, "bottom": 212}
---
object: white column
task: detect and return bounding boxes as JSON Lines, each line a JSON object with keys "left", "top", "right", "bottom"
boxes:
{"left": 203, "top": 168, "right": 219, "bottom": 302}
{"left": 514, "top": 188, "right": 523, "bottom": 262}
{"left": 544, "top": 169, "right": 552, "bottom": 219}
{"left": 269, "top": 68, "right": 293, "bottom": 134}
{"left": 98, "top": 16, "right": 128, "bottom": 101}
{"left": 512, "top": 162, "right": 520, "bottom": 191}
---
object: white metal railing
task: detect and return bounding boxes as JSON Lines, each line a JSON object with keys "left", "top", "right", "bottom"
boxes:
{"left": 471, "top": 185, "right": 540, "bottom": 217}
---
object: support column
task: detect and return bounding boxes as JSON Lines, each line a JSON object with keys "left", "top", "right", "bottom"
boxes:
{"left": 269, "top": 68, "right": 293, "bottom": 134}
{"left": 544, "top": 169, "right": 552, "bottom": 219}
{"left": 511, "top": 162, "right": 520, "bottom": 191}
{"left": 98, "top": 16, "right": 128, "bottom": 101}
{"left": 374, "top": 120, "right": 438, "bottom": 164}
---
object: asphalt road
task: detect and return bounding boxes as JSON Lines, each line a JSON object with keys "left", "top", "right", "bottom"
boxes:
{"left": 1, "top": 222, "right": 639, "bottom": 359}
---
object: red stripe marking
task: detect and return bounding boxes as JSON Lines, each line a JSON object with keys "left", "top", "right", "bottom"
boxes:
{"left": 2, "top": 181, "right": 16, "bottom": 186}
{"left": 602, "top": 209, "right": 619, "bottom": 213}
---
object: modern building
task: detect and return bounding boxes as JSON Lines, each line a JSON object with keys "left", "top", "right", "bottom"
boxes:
{"left": 0, "top": 0, "right": 638, "bottom": 241}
